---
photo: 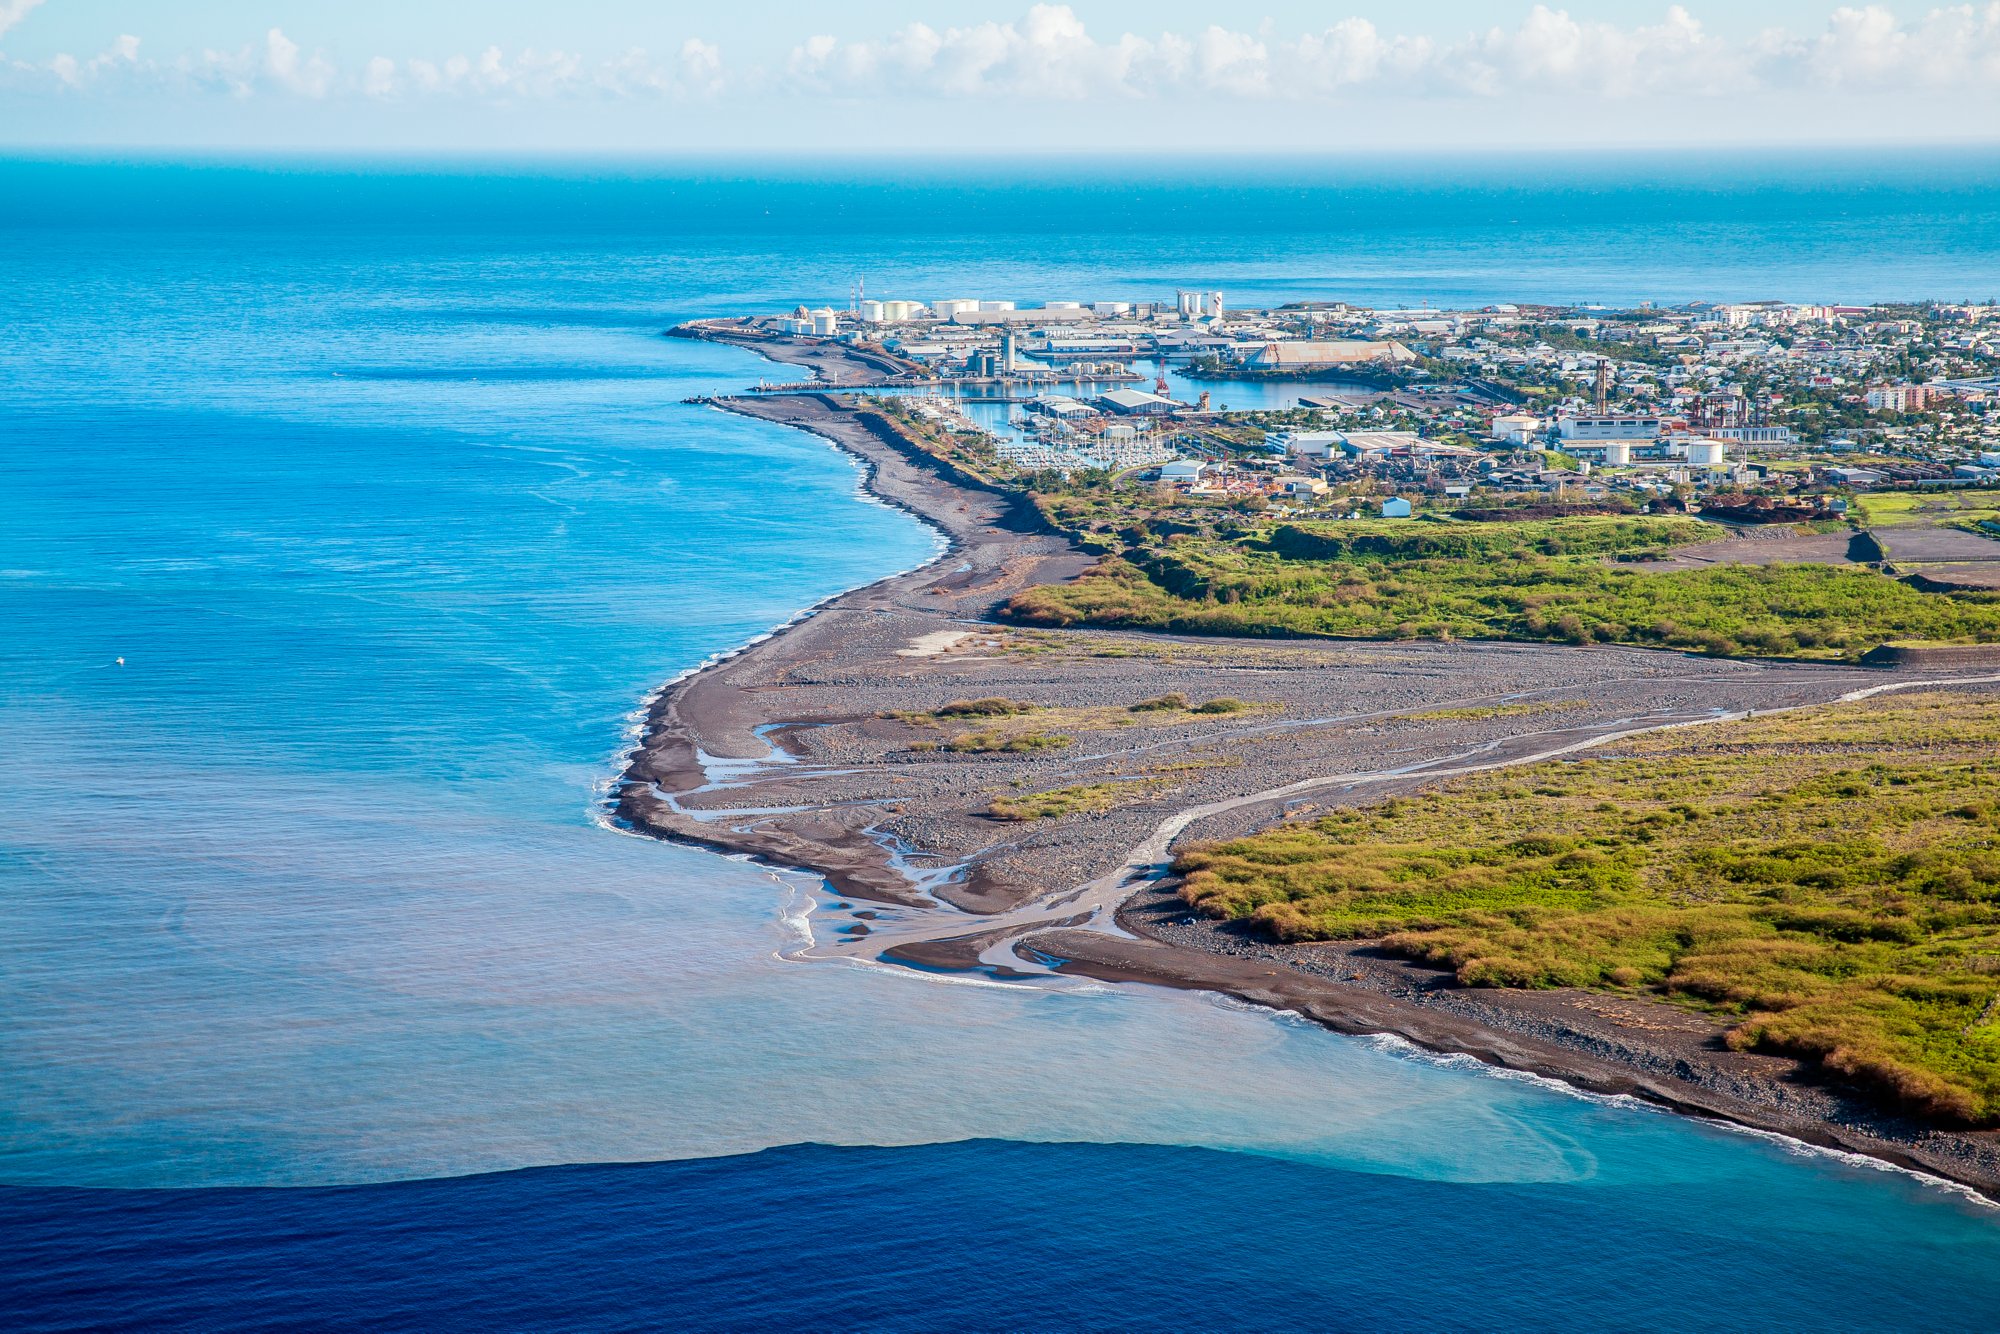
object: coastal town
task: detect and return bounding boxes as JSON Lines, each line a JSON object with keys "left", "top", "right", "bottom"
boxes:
{"left": 696, "top": 291, "right": 2000, "bottom": 542}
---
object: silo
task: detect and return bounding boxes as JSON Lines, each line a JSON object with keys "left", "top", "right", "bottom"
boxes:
{"left": 1687, "top": 439, "right": 1728, "bottom": 467}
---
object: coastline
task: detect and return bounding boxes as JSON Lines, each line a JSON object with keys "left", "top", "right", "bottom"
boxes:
{"left": 623, "top": 325, "right": 2000, "bottom": 1199}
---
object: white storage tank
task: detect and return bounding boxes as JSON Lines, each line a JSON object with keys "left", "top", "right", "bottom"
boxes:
{"left": 858, "top": 299, "right": 885, "bottom": 323}
{"left": 1604, "top": 440, "right": 1632, "bottom": 466}
{"left": 933, "top": 298, "right": 980, "bottom": 321}
{"left": 1687, "top": 439, "right": 1729, "bottom": 466}
{"left": 809, "top": 308, "right": 840, "bottom": 337}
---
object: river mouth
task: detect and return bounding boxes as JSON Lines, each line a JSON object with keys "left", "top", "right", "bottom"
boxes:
{"left": 11, "top": 159, "right": 2000, "bottom": 1329}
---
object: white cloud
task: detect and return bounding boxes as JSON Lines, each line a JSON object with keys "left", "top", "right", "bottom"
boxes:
{"left": 781, "top": 3, "right": 2000, "bottom": 103}
{"left": 1438, "top": 4, "right": 1738, "bottom": 97}
{"left": 1789, "top": 3, "right": 2000, "bottom": 87}
{"left": 8, "top": 4, "right": 2000, "bottom": 121}
{"left": 679, "top": 38, "right": 724, "bottom": 96}
{"left": 263, "top": 28, "right": 334, "bottom": 99}
{"left": 785, "top": 4, "right": 1191, "bottom": 99}
{"left": 1281, "top": 20, "right": 1432, "bottom": 93}
{"left": 4, "top": 30, "right": 727, "bottom": 103}
{"left": 0, "top": 0, "right": 45, "bottom": 41}
{"left": 362, "top": 55, "right": 396, "bottom": 98}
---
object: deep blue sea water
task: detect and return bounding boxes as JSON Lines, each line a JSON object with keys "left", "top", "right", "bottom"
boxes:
{"left": 5, "top": 1140, "right": 2000, "bottom": 1334}
{"left": 5, "top": 153, "right": 2000, "bottom": 1328}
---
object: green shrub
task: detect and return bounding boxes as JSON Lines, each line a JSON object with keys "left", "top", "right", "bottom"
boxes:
{"left": 945, "top": 730, "right": 1072, "bottom": 754}
{"left": 936, "top": 697, "right": 1038, "bottom": 718}
{"left": 1172, "top": 692, "right": 2000, "bottom": 1123}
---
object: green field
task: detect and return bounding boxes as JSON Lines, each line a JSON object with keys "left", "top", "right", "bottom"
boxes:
{"left": 1007, "top": 516, "right": 2000, "bottom": 659}
{"left": 1852, "top": 490, "right": 2000, "bottom": 530}
{"left": 1175, "top": 692, "right": 2000, "bottom": 1122}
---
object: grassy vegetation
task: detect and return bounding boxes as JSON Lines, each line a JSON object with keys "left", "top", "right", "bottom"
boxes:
{"left": 1265, "top": 516, "right": 1715, "bottom": 562}
{"left": 1392, "top": 700, "right": 1587, "bottom": 723}
{"left": 1851, "top": 491, "right": 2000, "bottom": 528}
{"left": 935, "top": 697, "right": 1036, "bottom": 718}
{"left": 988, "top": 779, "right": 1165, "bottom": 821}
{"left": 939, "top": 730, "right": 1072, "bottom": 754}
{"left": 896, "top": 692, "right": 1277, "bottom": 755}
{"left": 888, "top": 698, "right": 1045, "bottom": 727}
{"left": 1006, "top": 516, "right": 2000, "bottom": 660}
{"left": 1174, "top": 692, "right": 2000, "bottom": 1122}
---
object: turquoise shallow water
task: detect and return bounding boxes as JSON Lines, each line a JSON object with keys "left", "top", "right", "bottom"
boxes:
{"left": 4, "top": 156, "right": 2000, "bottom": 1324}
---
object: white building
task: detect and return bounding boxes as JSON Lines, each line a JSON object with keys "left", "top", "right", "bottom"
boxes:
{"left": 1341, "top": 431, "right": 1428, "bottom": 455}
{"left": 1490, "top": 413, "right": 1544, "bottom": 444}
{"left": 1558, "top": 415, "right": 1662, "bottom": 442}
{"left": 1865, "top": 385, "right": 1933, "bottom": 412}
{"left": 1097, "top": 388, "right": 1178, "bottom": 416}
{"left": 1262, "top": 430, "right": 1344, "bottom": 456}
{"left": 1707, "top": 426, "right": 1796, "bottom": 446}
{"left": 1025, "top": 394, "right": 1093, "bottom": 420}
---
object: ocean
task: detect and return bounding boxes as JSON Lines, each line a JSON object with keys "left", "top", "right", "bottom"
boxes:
{"left": 5, "top": 152, "right": 2000, "bottom": 1328}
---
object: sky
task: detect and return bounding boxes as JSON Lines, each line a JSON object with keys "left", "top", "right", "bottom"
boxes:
{"left": 3, "top": 1, "right": 2000, "bottom": 151}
